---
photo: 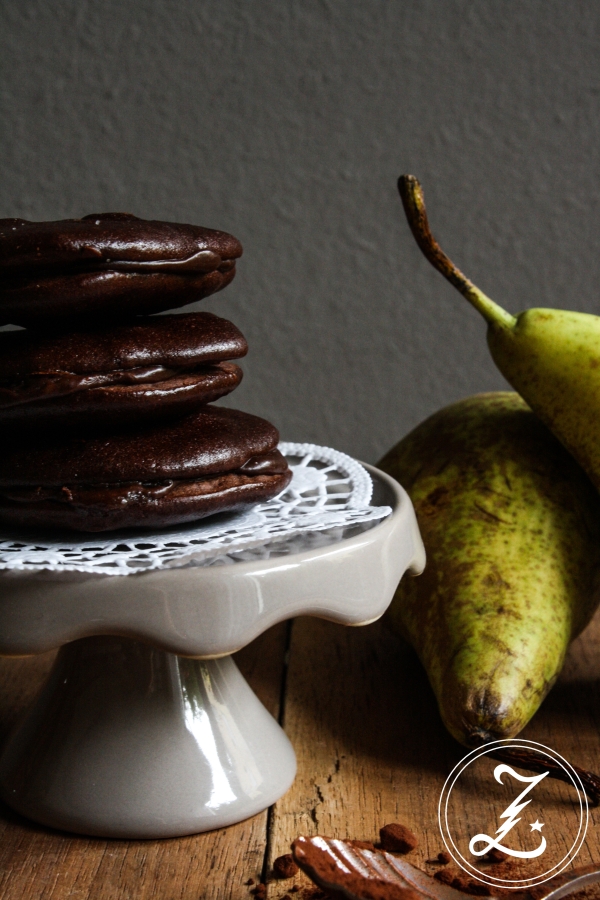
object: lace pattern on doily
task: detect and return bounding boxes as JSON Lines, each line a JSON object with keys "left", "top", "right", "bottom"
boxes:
{"left": 0, "top": 443, "right": 391, "bottom": 576}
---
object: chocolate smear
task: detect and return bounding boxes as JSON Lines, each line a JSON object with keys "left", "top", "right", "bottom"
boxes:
{"left": 291, "top": 835, "right": 600, "bottom": 900}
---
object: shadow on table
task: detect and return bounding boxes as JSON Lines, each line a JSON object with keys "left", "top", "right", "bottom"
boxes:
{"left": 287, "top": 612, "right": 600, "bottom": 779}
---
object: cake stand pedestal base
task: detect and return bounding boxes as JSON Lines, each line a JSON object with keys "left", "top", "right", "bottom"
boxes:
{"left": 0, "top": 461, "right": 425, "bottom": 839}
{"left": 0, "top": 636, "right": 296, "bottom": 839}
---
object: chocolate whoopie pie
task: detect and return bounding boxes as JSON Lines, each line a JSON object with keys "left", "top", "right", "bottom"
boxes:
{"left": 0, "top": 407, "right": 292, "bottom": 532}
{"left": 0, "top": 213, "right": 243, "bottom": 326}
{"left": 0, "top": 312, "right": 248, "bottom": 430}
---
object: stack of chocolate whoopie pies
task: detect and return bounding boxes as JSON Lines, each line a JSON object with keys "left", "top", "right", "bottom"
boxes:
{"left": 0, "top": 213, "right": 292, "bottom": 532}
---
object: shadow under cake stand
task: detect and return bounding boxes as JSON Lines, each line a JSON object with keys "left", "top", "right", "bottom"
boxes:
{"left": 0, "top": 464, "right": 424, "bottom": 839}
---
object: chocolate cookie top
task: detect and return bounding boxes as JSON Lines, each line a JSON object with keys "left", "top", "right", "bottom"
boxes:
{"left": 0, "top": 407, "right": 280, "bottom": 486}
{"left": 0, "top": 312, "right": 248, "bottom": 376}
{"left": 0, "top": 213, "right": 242, "bottom": 273}
{"left": 0, "top": 213, "right": 243, "bottom": 326}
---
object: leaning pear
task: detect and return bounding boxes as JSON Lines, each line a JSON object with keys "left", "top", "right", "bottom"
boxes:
{"left": 378, "top": 392, "right": 600, "bottom": 746}
{"left": 398, "top": 175, "right": 600, "bottom": 492}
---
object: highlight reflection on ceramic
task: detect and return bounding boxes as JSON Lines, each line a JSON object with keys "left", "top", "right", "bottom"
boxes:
{"left": 0, "top": 466, "right": 424, "bottom": 838}
{"left": 180, "top": 658, "right": 261, "bottom": 809}
{"left": 0, "top": 638, "right": 295, "bottom": 838}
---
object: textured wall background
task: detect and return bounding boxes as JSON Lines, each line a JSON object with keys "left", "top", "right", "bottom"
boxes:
{"left": 1, "top": 1, "right": 599, "bottom": 462}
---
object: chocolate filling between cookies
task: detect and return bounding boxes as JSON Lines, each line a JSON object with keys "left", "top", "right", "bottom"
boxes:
{"left": 0, "top": 450, "right": 290, "bottom": 508}
{"left": 0, "top": 362, "right": 236, "bottom": 408}
{"left": 92, "top": 253, "right": 237, "bottom": 274}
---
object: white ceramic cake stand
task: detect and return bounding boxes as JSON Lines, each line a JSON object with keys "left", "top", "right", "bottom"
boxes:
{"left": 0, "top": 464, "right": 424, "bottom": 839}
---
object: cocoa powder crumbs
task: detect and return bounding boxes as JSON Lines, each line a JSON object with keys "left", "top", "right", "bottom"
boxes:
{"left": 450, "top": 872, "right": 492, "bottom": 896}
{"left": 427, "top": 850, "right": 452, "bottom": 865}
{"left": 379, "top": 823, "right": 418, "bottom": 854}
{"left": 434, "top": 868, "right": 489, "bottom": 896}
{"left": 434, "top": 868, "right": 455, "bottom": 885}
{"left": 486, "top": 848, "right": 507, "bottom": 864}
{"left": 273, "top": 854, "right": 299, "bottom": 879}
{"left": 245, "top": 878, "right": 255, "bottom": 886}
{"left": 250, "top": 885, "right": 266, "bottom": 897}
{"left": 476, "top": 859, "right": 547, "bottom": 896}
{"left": 431, "top": 858, "right": 596, "bottom": 899}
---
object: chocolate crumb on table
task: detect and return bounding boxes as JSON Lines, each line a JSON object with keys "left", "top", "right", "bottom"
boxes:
{"left": 379, "top": 823, "right": 419, "bottom": 854}
{"left": 486, "top": 848, "right": 507, "bottom": 864}
{"left": 274, "top": 853, "right": 300, "bottom": 879}
{"left": 451, "top": 872, "right": 492, "bottom": 896}
{"left": 427, "top": 850, "right": 452, "bottom": 865}
{"left": 434, "top": 867, "right": 490, "bottom": 895}
{"left": 434, "top": 868, "right": 455, "bottom": 885}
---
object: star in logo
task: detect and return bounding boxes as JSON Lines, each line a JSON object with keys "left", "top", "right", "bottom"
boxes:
{"left": 530, "top": 820, "right": 544, "bottom": 832}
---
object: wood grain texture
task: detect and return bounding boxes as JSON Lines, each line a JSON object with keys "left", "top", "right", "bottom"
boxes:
{"left": 265, "top": 612, "right": 600, "bottom": 899}
{"left": 0, "top": 610, "right": 599, "bottom": 900}
{"left": 0, "top": 623, "right": 288, "bottom": 900}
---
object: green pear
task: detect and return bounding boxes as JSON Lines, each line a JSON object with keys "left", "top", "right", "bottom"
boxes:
{"left": 398, "top": 175, "right": 600, "bottom": 491}
{"left": 378, "top": 392, "right": 600, "bottom": 746}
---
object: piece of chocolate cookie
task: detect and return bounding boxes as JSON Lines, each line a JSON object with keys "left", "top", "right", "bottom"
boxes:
{"left": 0, "top": 407, "right": 292, "bottom": 532}
{"left": 0, "top": 213, "right": 243, "bottom": 326}
{"left": 0, "top": 312, "right": 247, "bottom": 429}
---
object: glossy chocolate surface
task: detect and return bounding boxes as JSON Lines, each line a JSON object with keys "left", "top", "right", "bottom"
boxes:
{"left": 0, "top": 312, "right": 248, "bottom": 428}
{"left": 0, "top": 468, "right": 292, "bottom": 532}
{"left": 0, "top": 213, "right": 242, "bottom": 272}
{"left": 0, "top": 366, "right": 189, "bottom": 407}
{"left": 0, "top": 406, "right": 282, "bottom": 486}
{"left": 0, "top": 268, "right": 237, "bottom": 326}
{"left": 0, "top": 312, "right": 247, "bottom": 376}
{"left": 0, "top": 450, "right": 291, "bottom": 533}
{"left": 292, "top": 836, "right": 433, "bottom": 900}
{"left": 0, "top": 363, "right": 243, "bottom": 429}
{"left": 2, "top": 450, "right": 288, "bottom": 504}
{"left": 0, "top": 214, "right": 242, "bottom": 325}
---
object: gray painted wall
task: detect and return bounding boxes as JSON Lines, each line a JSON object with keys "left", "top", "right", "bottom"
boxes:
{"left": 1, "top": 1, "right": 599, "bottom": 463}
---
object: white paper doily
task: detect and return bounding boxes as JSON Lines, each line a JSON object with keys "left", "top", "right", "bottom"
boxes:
{"left": 0, "top": 443, "right": 391, "bottom": 576}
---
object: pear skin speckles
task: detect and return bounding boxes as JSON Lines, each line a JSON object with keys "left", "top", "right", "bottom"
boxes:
{"left": 487, "top": 311, "right": 600, "bottom": 490}
{"left": 378, "top": 392, "right": 600, "bottom": 746}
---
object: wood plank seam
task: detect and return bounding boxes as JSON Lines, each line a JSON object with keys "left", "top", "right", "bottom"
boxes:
{"left": 261, "top": 618, "right": 295, "bottom": 889}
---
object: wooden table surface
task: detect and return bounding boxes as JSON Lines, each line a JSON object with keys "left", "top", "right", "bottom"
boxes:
{"left": 0, "top": 609, "right": 599, "bottom": 900}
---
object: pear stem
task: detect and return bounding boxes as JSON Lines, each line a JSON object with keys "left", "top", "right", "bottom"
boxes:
{"left": 488, "top": 746, "right": 600, "bottom": 807}
{"left": 397, "top": 175, "right": 516, "bottom": 331}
